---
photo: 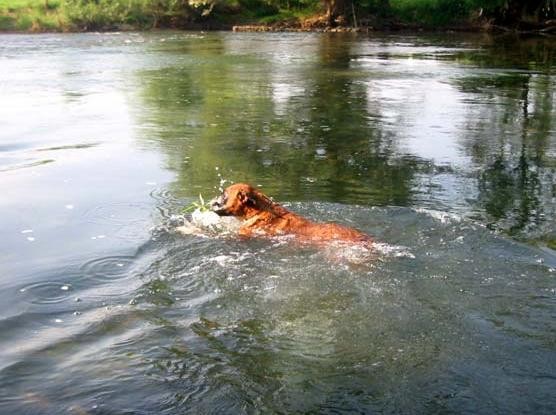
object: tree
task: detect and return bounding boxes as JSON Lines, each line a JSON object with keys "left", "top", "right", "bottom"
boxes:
{"left": 322, "top": 0, "right": 391, "bottom": 26}
{"left": 322, "top": 0, "right": 346, "bottom": 26}
{"left": 492, "top": 0, "right": 556, "bottom": 26}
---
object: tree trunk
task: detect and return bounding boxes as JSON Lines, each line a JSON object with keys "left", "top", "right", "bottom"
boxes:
{"left": 324, "top": 0, "right": 346, "bottom": 26}
{"left": 497, "top": 1, "right": 556, "bottom": 26}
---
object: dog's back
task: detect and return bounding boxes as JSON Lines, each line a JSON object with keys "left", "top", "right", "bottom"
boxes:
{"left": 212, "top": 184, "right": 371, "bottom": 244}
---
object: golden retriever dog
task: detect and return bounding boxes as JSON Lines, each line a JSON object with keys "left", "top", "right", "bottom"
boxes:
{"left": 210, "top": 183, "right": 372, "bottom": 244}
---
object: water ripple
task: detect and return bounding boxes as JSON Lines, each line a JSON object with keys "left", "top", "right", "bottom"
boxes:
{"left": 80, "top": 255, "right": 136, "bottom": 283}
{"left": 18, "top": 281, "right": 74, "bottom": 305}
{"left": 82, "top": 203, "right": 151, "bottom": 226}
{"left": 149, "top": 187, "right": 180, "bottom": 220}
{"left": 81, "top": 202, "right": 152, "bottom": 240}
{"left": 0, "top": 159, "right": 54, "bottom": 172}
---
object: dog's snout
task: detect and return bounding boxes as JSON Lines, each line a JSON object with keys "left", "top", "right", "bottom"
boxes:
{"left": 210, "top": 194, "right": 227, "bottom": 214}
{"left": 210, "top": 197, "right": 221, "bottom": 210}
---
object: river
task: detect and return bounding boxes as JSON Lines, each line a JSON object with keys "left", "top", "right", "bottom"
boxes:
{"left": 0, "top": 31, "right": 555, "bottom": 414}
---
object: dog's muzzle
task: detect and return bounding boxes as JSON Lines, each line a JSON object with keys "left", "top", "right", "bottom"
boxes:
{"left": 210, "top": 195, "right": 228, "bottom": 215}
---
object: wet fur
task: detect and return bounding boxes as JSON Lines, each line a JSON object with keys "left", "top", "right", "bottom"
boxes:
{"left": 211, "top": 183, "right": 372, "bottom": 244}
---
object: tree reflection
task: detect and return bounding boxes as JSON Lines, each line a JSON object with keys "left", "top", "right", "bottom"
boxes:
{"left": 134, "top": 33, "right": 555, "bottom": 245}
{"left": 458, "top": 36, "right": 556, "bottom": 242}
{"left": 298, "top": 34, "right": 421, "bottom": 205}
{"left": 135, "top": 33, "right": 424, "bottom": 206}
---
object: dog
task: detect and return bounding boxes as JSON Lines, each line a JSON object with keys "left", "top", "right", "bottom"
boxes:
{"left": 210, "top": 183, "right": 372, "bottom": 245}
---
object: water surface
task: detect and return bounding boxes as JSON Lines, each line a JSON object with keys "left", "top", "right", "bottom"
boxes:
{"left": 0, "top": 31, "right": 555, "bottom": 414}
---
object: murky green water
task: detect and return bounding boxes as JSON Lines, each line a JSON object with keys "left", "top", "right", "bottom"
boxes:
{"left": 1, "top": 31, "right": 555, "bottom": 414}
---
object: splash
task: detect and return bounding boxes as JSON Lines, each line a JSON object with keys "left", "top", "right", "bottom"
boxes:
{"left": 172, "top": 209, "right": 241, "bottom": 237}
{"left": 373, "top": 242, "right": 415, "bottom": 259}
{"left": 215, "top": 167, "right": 229, "bottom": 193}
{"left": 318, "top": 240, "right": 414, "bottom": 265}
{"left": 414, "top": 208, "right": 463, "bottom": 224}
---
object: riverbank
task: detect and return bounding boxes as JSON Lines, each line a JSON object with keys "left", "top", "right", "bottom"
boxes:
{"left": 2, "top": 0, "right": 556, "bottom": 34}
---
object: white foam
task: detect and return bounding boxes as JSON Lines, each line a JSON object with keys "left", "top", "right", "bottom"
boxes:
{"left": 191, "top": 210, "right": 221, "bottom": 229}
{"left": 211, "top": 255, "right": 234, "bottom": 267}
{"left": 209, "top": 252, "right": 253, "bottom": 267}
{"left": 175, "top": 209, "right": 241, "bottom": 236}
{"left": 414, "top": 208, "right": 462, "bottom": 224}
{"left": 373, "top": 243, "right": 415, "bottom": 259}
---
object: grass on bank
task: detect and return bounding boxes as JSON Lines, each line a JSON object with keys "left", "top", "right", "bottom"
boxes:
{"left": 0, "top": 0, "right": 63, "bottom": 31}
{"left": 0, "top": 0, "right": 194, "bottom": 32}
{"left": 0, "top": 0, "right": 280, "bottom": 31}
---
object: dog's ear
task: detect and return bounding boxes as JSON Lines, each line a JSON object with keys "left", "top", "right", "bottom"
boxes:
{"left": 238, "top": 191, "right": 251, "bottom": 203}
{"left": 239, "top": 190, "right": 257, "bottom": 207}
{"left": 247, "top": 195, "right": 257, "bottom": 207}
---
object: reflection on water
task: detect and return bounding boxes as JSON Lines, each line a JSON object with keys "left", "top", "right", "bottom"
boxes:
{"left": 136, "top": 32, "right": 556, "bottom": 245}
{"left": 1, "top": 32, "right": 556, "bottom": 414}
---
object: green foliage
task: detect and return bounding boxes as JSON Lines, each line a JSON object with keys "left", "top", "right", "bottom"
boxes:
{"left": 356, "top": 0, "right": 391, "bottom": 16}
{"left": 15, "top": 11, "right": 32, "bottom": 28}
{"left": 389, "top": 0, "right": 474, "bottom": 26}
{"left": 0, "top": 14, "right": 15, "bottom": 30}
{"left": 181, "top": 194, "right": 211, "bottom": 213}
{"left": 238, "top": 0, "right": 278, "bottom": 17}
{"left": 257, "top": 5, "right": 315, "bottom": 23}
{"left": 0, "top": 0, "right": 62, "bottom": 12}
{"left": 370, "top": 0, "right": 556, "bottom": 26}
{"left": 0, "top": 0, "right": 65, "bottom": 31}
{"left": 62, "top": 0, "right": 150, "bottom": 30}
{"left": 0, "top": 0, "right": 43, "bottom": 9}
{"left": 464, "top": 0, "right": 506, "bottom": 11}
{"left": 1, "top": 0, "right": 554, "bottom": 31}
{"left": 33, "top": 11, "right": 60, "bottom": 28}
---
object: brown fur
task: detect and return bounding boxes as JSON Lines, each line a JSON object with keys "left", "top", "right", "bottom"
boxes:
{"left": 211, "top": 183, "right": 372, "bottom": 244}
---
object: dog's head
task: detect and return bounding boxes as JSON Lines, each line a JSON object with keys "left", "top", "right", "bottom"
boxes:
{"left": 210, "top": 183, "right": 265, "bottom": 218}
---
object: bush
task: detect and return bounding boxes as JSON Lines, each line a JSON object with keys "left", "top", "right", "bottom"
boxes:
{"left": 238, "top": 0, "right": 278, "bottom": 17}
{"left": 390, "top": 0, "right": 474, "bottom": 26}
{"left": 15, "top": 13, "right": 33, "bottom": 29}
{"left": 0, "top": 15, "right": 16, "bottom": 30}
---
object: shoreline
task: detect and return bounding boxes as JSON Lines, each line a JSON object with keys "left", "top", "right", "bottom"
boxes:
{"left": 0, "top": 26, "right": 546, "bottom": 35}
{"left": 2, "top": 1, "right": 556, "bottom": 36}
{"left": 1, "top": 12, "right": 555, "bottom": 36}
{"left": 1, "top": 22, "right": 555, "bottom": 36}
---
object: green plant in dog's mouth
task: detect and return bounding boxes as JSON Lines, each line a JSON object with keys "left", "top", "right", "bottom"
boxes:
{"left": 181, "top": 194, "right": 210, "bottom": 214}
